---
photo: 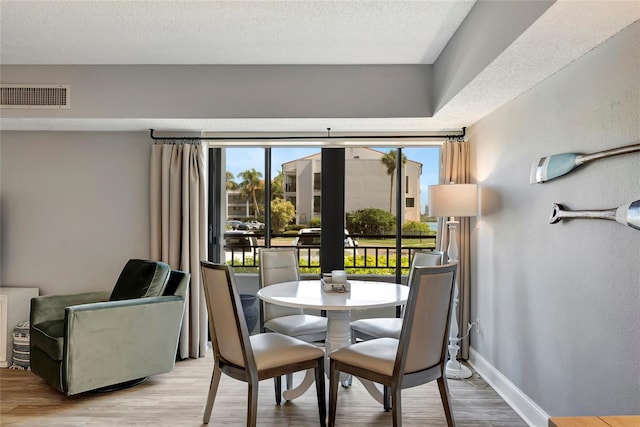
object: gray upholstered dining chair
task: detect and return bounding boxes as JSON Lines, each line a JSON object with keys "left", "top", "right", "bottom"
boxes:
{"left": 349, "top": 250, "right": 444, "bottom": 411}
{"left": 350, "top": 250, "right": 444, "bottom": 343}
{"left": 328, "top": 263, "right": 458, "bottom": 427}
{"left": 200, "top": 261, "right": 326, "bottom": 427}
{"left": 259, "top": 247, "right": 327, "bottom": 340}
{"left": 259, "top": 247, "right": 327, "bottom": 400}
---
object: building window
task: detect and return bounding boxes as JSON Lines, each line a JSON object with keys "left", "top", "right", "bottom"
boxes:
{"left": 406, "top": 197, "right": 415, "bottom": 208}
{"left": 313, "top": 195, "right": 321, "bottom": 214}
{"left": 285, "top": 175, "right": 296, "bottom": 192}
{"left": 313, "top": 172, "right": 321, "bottom": 191}
{"left": 406, "top": 176, "right": 409, "bottom": 193}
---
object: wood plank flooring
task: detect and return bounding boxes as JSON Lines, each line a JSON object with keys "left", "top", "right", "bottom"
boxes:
{"left": 0, "top": 348, "right": 527, "bottom": 426}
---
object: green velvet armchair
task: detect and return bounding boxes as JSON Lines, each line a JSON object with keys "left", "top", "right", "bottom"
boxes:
{"left": 30, "top": 259, "right": 190, "bottom": 395}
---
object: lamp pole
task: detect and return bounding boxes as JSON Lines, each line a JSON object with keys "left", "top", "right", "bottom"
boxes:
{"left": 428, "top": 182, "right": 477, "bottom": 380}
{"left": 444, "top": 217, "right": 472, "bottom": 379}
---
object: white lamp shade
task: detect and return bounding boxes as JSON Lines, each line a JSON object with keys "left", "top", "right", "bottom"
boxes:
{"left": 428, "top": 183, "right": 478, "bottom": 217}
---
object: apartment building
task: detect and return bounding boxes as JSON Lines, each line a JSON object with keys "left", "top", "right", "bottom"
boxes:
{"left": 282, "top": 147, "right": 422, "bottom": 224}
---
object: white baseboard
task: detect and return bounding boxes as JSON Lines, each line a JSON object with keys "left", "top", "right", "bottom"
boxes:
{"left": 468, "top": 348, "right": 549, "bottom": 427}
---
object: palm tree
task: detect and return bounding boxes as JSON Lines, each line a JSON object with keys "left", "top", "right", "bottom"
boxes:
{"left": 226, "top": 171, "right": 239, "bottom": 190}
{"left": 238, "top": 168, "right": 263, "bottom": 218}
{"left": 381, "top": 150, "right": 407, "bottom": 212}
{"left": 271, "top": 170, "right": 284, "bottom": 200}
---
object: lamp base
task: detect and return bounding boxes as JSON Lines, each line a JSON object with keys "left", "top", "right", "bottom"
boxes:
{"left": 445, "top": 359, "right": 472, "bottom": 379}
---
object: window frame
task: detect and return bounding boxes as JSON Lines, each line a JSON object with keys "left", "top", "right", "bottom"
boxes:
{"left": 211, "top": 145, "right": 439, "bottom": 280}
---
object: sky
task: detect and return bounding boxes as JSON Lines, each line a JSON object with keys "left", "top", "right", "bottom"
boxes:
{"left": 226, "top": 146, "right": 440, "bottom": 213}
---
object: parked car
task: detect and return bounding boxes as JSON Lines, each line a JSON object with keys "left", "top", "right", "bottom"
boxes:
{"left": 226, "top": 220, "right": 248, "bottom": 230}
{"left": 291, "top": 228, "right": 357, "bottom": 248}
{"left": 245, "top": 220, "right": 264, "bottom": 230}
{"left": 224, "top": 231, "right": 258, "bottom": 251}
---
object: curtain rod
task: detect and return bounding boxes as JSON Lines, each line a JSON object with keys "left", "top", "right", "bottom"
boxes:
{"left": 148, "top": 127, "right": 466, "bottom": 142}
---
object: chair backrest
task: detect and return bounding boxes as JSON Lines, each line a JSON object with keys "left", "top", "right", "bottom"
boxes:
{"left": 396, "top": 263, "right": 457, "bottom": 376}
{"left": 201, "top": 261, "right": 255, "bottom": 371}
{"left": 407, "top": 250, "right": 444, "bottom": 285}
{"left": 259, "top": 248, "right": 303, "bottom": 321}
{"left": 398, "top": 250, "right": 445, "bottom": 317}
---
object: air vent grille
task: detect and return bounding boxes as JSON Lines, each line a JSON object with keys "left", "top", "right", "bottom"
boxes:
{"left": 1, "top": 84, "right": 70, "bottom": 109}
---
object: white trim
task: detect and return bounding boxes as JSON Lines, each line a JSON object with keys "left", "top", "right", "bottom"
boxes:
{"left": 469, "top": 347, "right": 549, "bottom": 427}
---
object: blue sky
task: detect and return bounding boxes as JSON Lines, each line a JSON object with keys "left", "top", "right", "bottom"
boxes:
{"left": 226, "top": 146, "right": 440, "bottom": 213}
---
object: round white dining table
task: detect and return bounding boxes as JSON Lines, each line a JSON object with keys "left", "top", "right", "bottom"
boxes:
{"left": 257, "top": 279, "right": 409, "bottom": 403}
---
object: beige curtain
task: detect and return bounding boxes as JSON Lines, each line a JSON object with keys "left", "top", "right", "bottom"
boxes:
{"left": 436, "top": 140, "right": 472, "bottom": 359}
{"left": 150, "top": 142, "right": 208, "bottom": 359}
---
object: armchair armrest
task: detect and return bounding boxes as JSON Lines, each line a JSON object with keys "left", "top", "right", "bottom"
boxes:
{"left": 31, "top": 291, "right": 110, "bottom": 325}
{"left": 62, "top": 295, "right": 186, "bottom": 395}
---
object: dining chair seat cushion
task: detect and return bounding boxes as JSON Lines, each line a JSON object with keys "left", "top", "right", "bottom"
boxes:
{"left": 250, "top": 333, "right": 325, "bottom": 371}
{"left": 264, "top": 314, "right": 328, "bottom": 337}
{"left": 330, "top": 337, "right": 399, "bottom": 377}
{"left": 350, "top": 318, "right": 402, "bottom": 340}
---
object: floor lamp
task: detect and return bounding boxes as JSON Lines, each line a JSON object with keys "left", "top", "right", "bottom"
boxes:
{"left": 428, "top": 183, "right": 478, "bottom": 379}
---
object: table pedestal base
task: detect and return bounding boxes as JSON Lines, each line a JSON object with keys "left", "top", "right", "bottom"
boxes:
{"left": 282, "top": 310, "right": 384, "bottom": 404}
{"left": 325, "top": 310, "right": 350, "bottom": 380}
{"left": 282, "top": 370, "right": 385, "bottom": 404}
{"left": 282, "top": 369, "right": 316, "bottom": 400}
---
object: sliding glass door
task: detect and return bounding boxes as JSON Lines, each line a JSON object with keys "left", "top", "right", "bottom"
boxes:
{"left": 210, "top": 144, "right": 439, "bottom": 279}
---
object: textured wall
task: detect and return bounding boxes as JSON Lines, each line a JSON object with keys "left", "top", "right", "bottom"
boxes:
{"left": 469, "top": 22, "right": 640, "bottom": 416}
{"left": 0, "top": 132, "right": 151, "bottom": 294}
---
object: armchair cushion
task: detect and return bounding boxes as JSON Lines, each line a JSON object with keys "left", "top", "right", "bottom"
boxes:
{"left": 109, "top": 259, "right": 171, "bottom": 301}
{"left": 31, "top": 320, "right": 65, "bottom": 361}
{"left": 31, "top": 291, "right": 110, "bottom": 361}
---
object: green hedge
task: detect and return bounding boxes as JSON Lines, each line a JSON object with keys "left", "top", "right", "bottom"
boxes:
{"left": 228, "top": 254, "right": 413, "bottom": 275}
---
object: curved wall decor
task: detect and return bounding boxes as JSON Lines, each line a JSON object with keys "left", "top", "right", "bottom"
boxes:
{"left": 549, "top": 200, "right": 640, "bottom": 231}
{"left": 530, "top": 142, "right": 640, "bottom": 184}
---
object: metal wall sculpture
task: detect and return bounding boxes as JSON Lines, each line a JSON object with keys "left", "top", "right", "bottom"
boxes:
{"left": 530, "top": 142, "right": 640, "bottom": 184}
{"left": 549, "top": 200, "right": 640, "bottom": 231}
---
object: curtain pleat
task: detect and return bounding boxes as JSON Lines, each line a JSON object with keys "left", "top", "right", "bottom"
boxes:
{"left": 150, "top": 142, "right": 207, "bottom": 359}
{"left": 437, "top": 141, "right": 472, "bottom": 359}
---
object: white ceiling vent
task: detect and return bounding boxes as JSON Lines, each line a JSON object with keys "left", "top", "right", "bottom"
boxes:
{"left": 1, "top": 84, "right": 70, "bottom": 109}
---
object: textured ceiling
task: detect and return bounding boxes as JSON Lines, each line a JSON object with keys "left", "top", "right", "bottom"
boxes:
{"left": 0, "top": 0, "right": 475, "bottom": 65}
{"left": 1, "top": 1, "right": 639, "bottom": 134}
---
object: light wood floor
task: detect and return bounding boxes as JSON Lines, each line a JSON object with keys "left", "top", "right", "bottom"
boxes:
{"left": 0, "top": 349, "right": 526, "bottom": 427}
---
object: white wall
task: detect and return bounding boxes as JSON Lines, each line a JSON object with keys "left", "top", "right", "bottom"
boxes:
{"left": 469, "top": 21, "right": 640, "bottom": 418}
{"left": 0, "top": 135, "right": 3, "bottom": 281}
{"left": 0, "top": 132, "right": 151, "bottom": 294}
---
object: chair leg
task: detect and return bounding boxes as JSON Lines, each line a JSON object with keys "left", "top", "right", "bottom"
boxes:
{"left": 328, "top": 360, "right": 340, "bottom": 427}
{"left": 383, "top": 385, "right": 391, "bottom": 412}
{"left": 247, "top": 380, "right": 258, "bottom": 427}
{"left": 274, "top": 376, "right": 282, "bottom": 405}
{"left": 315, "top": 358, "right": 327, "bottom": 427}
{"left": 390, "top": 385, "right": 402, "bottom": 427}
{"left": 203, "top": 365, "right": 222, "bottom": 424}
{"left": 340, "top": 374, "right": 352, "bottom": 388}
{"left": 437, "top": 377, "right": 455, "bottom": 427}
